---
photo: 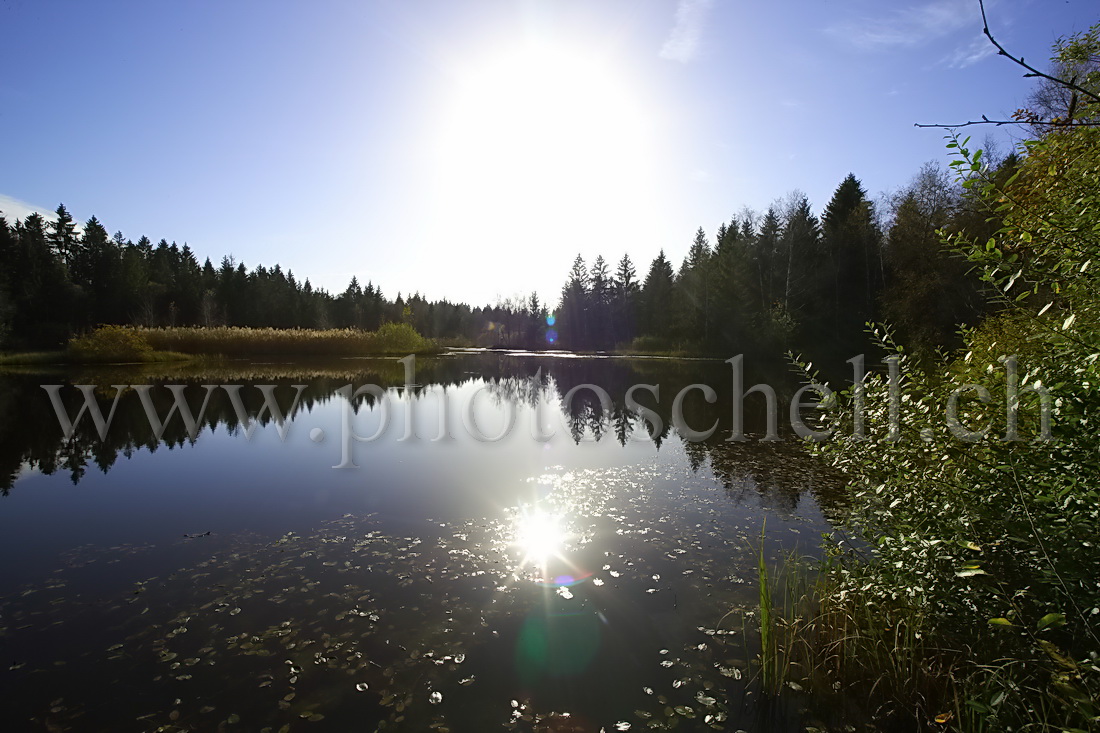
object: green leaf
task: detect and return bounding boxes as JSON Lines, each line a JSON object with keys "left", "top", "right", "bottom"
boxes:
{"left": 987, "top": 617, "right": 1014, "bottom": 627}
{"left": 955, "top": 568, "right": 988, "bottom": 578}
{"left": 1038, "top": 640, "right": 1078, "bottom": 670}
{"left": 1036, "top": 612, "right": 1066, "bottom": 631}
{"left": 965, "top": 700, "right": 993, "bottom": 714}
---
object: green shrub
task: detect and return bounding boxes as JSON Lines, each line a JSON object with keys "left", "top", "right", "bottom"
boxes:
{"left": 369, "top": 322, "right": 432, "bottom": 353}
{"left": 791, "top": 47, "right": 1100, "bottom": 729}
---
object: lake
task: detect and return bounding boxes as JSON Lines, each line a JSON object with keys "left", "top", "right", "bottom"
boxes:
{"left": 0, "top": 352, "right": 847, "bottom": 731}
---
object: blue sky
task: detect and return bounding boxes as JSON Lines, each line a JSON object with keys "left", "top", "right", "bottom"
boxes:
{"left": 1, "top": 0, "right": 1095, "bottom": 306}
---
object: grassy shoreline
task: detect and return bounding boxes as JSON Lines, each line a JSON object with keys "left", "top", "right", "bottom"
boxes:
{"left": 3, "top": 327, "right": 726, "bottom": 365}
{"left": 0, "top": 344, "right": 702, "bottom": 365}
{"left": 137, "top": 324, "right": 439, "bottom": 357}
{"left": 0, "top": 350, "right": 195, "bottom": 366}
{"left": 1, "top": 323, "right": 442, "bottom": 364}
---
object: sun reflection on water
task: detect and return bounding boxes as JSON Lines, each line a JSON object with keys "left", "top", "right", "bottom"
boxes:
{"left": 512, "top": 508, "right": 567, "bottom": 565}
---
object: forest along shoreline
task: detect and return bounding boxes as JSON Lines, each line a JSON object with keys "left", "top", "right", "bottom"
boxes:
{"left": 1, "top": 20, "right": 1098, "bottom": 733}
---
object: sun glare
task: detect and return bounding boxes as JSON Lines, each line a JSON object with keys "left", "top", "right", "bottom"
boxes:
{"left": 513, "top": 508, "right": 567, "bottom": 563}
{"left": 429, "top": 41, "right": 658, "bottom": 271}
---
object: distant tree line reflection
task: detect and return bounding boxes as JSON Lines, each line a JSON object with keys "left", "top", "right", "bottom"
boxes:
{"left": 0, "top": 355, "right": 843, "bottom": 514}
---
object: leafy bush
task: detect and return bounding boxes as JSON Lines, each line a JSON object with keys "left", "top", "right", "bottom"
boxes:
{"left": 369, "top": 322, "right": 432, "bottom": 353}
{"left": 793, "top": 27, "right": 1100, "bottom": 729}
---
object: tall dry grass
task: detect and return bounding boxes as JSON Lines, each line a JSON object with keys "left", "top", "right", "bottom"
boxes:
{"left": 137, "top": 322, "right": 436, "bottom": 357}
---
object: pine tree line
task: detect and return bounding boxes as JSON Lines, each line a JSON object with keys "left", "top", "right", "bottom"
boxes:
{"left": 0, "top": 206, "right": 548, "bottom": 349}
{"left": 554, "top": 165, "right": 1014, "bottom": 359}
{"left": 0, "top": 162, "right": 1013, "bottom": 357}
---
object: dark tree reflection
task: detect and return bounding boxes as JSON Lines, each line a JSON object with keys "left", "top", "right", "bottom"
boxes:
{"left": 0, "top": 354, "right": 844, "bottom": 515}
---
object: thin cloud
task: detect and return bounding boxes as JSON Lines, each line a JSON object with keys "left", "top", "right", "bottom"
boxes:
{"left": 660, "top": 0, "right": 714, "bottom": 63}
{"left": 945, "top": 33, "right": 998, "bottom": 68}
{"left": 0, "top": 195, "right": 87, "bottom": 237}
{"left": 0, "top": 193, "right": 60, "bottom": 224}
{"left": 826, "top": 0, "right": 983, "bottom": 51}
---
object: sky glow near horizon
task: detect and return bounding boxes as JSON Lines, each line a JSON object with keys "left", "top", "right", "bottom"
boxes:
{"left": 424, "top": 38, "right": 664, "bottom": 299}
{"left": 1, "top": 0, "right": 1096, "bottom": 307}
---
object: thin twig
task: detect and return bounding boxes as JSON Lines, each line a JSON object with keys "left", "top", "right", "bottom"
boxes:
{"left": 979, "top": 0, "right": 1100, "bottom": 105}
{"left": 916, "top": 0, "right": 1100, "bottom": 130}
{"left": 915, "top": 119, "right": 1100, "bottom": 129}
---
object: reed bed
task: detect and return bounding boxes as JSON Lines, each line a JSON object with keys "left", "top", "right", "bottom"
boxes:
{"left": 740, "top": 548, "right": 969, "bottom": 730}
{"left": 136, "top": 322, "right": 436, "bottom": 356}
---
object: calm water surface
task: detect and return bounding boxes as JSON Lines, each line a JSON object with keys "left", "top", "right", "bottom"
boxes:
{"left": 0, "top": 353, "right": 847, "bottom": 731}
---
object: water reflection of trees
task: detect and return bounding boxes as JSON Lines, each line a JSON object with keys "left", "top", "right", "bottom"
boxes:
{"left": 702, "top": 439, "right": 846, "bottom": 516}
{"left": 0, "top": 355, "right": 843, "bottom": 512}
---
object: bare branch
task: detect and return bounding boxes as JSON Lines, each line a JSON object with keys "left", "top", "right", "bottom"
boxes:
{"left": 914, "top": 2, "right": 1099, "bottom": 130}
{"left": 978, "top": 0, "right": 1100, "bottom": 105}
{"left": 915, "top": 119, "right": 1100, "bottom": 129}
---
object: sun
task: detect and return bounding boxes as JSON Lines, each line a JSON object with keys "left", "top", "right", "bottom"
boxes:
{"left": 427, "top": 40, "right": 659, "bottom": 272}
{"left": 513, "top": 508, "right": 567, "bottom": 564}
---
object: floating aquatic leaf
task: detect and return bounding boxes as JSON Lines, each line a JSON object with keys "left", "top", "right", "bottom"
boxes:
{"left": 717, "top": 665, "right": 741, "bottom": 680}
